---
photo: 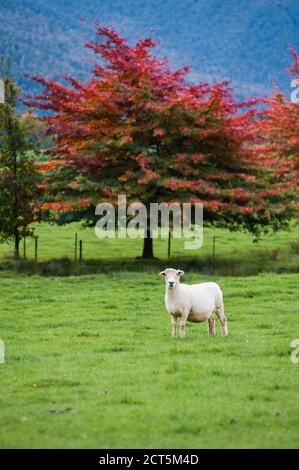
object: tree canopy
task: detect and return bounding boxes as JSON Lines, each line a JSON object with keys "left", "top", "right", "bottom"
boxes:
{"left": 26, "top": 26, "right": 298, "bottom": 257}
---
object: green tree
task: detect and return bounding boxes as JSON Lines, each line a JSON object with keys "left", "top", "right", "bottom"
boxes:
{"left": 0, "top": 62, "right": 42, "bottom": 258}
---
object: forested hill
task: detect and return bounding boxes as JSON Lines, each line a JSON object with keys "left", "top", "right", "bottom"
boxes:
{"left": 1, "top": 0, "right": 299, "bottom": 99}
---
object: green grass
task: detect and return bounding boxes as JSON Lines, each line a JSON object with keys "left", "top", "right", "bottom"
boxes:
{"left": 1, "top": 221, "right": 299, "bottom": 276}
{"left": 1, "top": 271, "right": 299, "bottom": 448}
{"left": 1, "top": 222, "right": 299, "bottom": 447}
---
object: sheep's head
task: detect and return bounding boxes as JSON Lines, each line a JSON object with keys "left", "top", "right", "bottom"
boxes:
{"left": 159, "top": 268, "right": 184, "bottom": 289}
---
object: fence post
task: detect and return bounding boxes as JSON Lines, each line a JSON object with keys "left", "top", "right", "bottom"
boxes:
{"left": 34, "top": 236, "right": 38, "bottom": 264}
{"left": 74, "top": 233, "right": 78, "bottom": 261}
{"left": 79, "top": 240, "right": 82, "bottom": 262}
{"left": 212, "top": 235, "right": 216, "bottom": 274}
{"left": 168, "top": 230, "right": 171, "bottom": 258}
{"left": 23, "top": 237, "right": 26, "bottom": 260}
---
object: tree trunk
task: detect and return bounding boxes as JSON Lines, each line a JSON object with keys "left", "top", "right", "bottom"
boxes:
{"left": 142, "top": 236, "right": 154, "bottom": 259}
{"left": 141, "top": 224, "right": 154, "bottom": 259}
{"left": 12, "top": 142, "right": 20, "bottom": 259}
{"left": 14, "top": 230, "right": 20, "bottom": 259}
{"left": 10, "top": 109, "right": 19, "bottom": 259}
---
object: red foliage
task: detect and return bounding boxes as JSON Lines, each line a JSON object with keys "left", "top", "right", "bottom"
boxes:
{"left": 25, "top": 25, "right": 298, "bottom": 234}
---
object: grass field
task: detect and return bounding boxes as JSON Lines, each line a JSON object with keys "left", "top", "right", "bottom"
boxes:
{"left": 1, "top": 223, "right": 299, "bottom": 448}
{"left": 0, "top": 221, "right": 299, "bottom": 276}
{"left": 0, "top": 270, "right": 299, "bottom": 448}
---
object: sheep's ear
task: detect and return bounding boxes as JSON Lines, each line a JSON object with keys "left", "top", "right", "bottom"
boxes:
{"left": 176, "top": 269, "right": 184, "bottom": 276}
{"left": 159, "top": 271, "right": 166, "bottom": 277}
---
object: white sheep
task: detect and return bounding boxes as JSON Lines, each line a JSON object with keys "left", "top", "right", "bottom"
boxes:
{"left": 159, "top": 268, "right": 228, "bottom": 337}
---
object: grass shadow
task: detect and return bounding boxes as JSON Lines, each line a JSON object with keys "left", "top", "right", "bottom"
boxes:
{"left": 0, "top": 250, "right": 298, "bottom": 277}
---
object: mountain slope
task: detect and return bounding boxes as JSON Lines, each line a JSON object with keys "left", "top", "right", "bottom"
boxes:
{"left": 0, "top": 0, "right": 298, "bottom": 99}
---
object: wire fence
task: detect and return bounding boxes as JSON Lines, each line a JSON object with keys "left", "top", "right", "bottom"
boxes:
{"left": 1, "top": 231, "right": 236, "bottom": 268}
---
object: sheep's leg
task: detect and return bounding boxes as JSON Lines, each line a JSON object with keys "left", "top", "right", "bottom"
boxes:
{"left": 179, "top": 311, "right": 188, "bottom": 337}
{"left": 208, "top": 316, "right": 216, "bottom": 336}
{"left": 171, "top": 315, "right": 177, "bottom": 337}
{"left": 215, "top": 305, "right": 228, "bottom": 336}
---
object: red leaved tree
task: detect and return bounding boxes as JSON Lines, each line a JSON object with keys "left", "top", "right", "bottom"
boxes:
{"left": 248, "top": 49, "right": 299, "bottom": 225}
{"left": 25, "top": 25, "right": 297, "bottom": 258}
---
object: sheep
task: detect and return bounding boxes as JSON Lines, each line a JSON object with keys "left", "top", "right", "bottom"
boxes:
{"left": 159, "top": 268, "right": 228, "bottom": 337}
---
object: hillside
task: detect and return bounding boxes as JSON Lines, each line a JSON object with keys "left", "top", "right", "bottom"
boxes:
{"left": 0, "top": 0, "right": 299, "bottom": 99}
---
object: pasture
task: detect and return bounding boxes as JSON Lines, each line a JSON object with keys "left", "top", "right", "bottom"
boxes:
{"left": 0, "top": 222, "right": 299, "bottom": 276}
{"left": 0, "top": 267, "right": 299, "bottom": 448}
